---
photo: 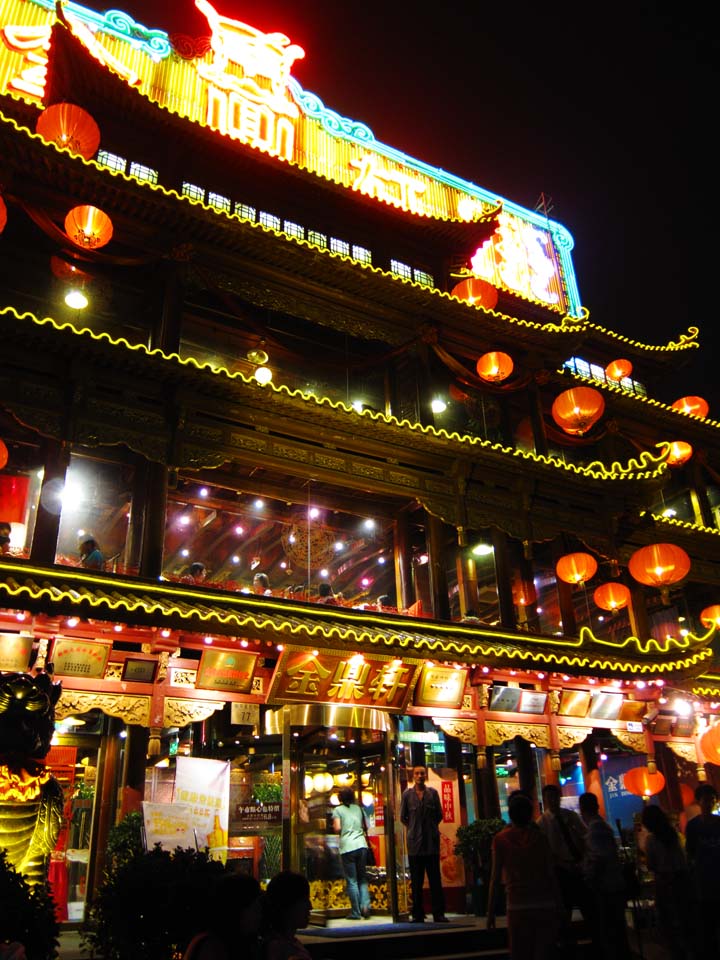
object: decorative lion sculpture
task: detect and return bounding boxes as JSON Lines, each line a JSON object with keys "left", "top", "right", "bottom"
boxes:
{"left": 0, "top": 672, "right": 63, "bottom": 886}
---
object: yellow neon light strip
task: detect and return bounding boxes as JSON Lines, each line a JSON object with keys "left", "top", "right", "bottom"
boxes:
{"left": 0, "top": 303, "right": 670, "bottom": 483}
{"left": 0, "top": 564, "right": 711, "bottom": 675}
{"left": 585, "top": 321, "right": 700, "bottom": 354}
{"left": 563, "top": 368, "right": 720, "bottom": 429}
{"left": 650, "top": 513, "right": 720, "bottom": 537}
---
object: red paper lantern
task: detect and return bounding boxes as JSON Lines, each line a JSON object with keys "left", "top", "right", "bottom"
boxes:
{"left": 0, "top": 475, "right": 29, "bottom": 523}
{"left": 671, "top": 396, "right": 709, "bottom": 419}
{"left": 512, "top": 577, "right": 537, "bottom": 607}
{"left": 556, "top": 552, "right": 598, "bottom": 585}
{"left": 700, "top": 605, "right": 720, "bottom": 629}
{"left": 451, "top": 277, "right": 499, "bottom": 310}
{"left": 0, "top": 439, "right": 7, "bottom": 470}
{"left": 593, "top": 582, "right": 631, "bottom": 612}
{"left": 628, "top": 543, "right": 691, "bottom": 589}
{"left": 700, "top": 723, "right": 720, "bottom": 765}
{"left": 64, "top": 205, "right": 113, "bottom": 250}
{"left": 50, "top": 255, "right": 92, "bottom": 284}
{"left": 605, "top": 359, "right": 633, "bottom": 381}
{"left": 666, "top": 441, "right": 693, "bottom": 467}
{"left": 36, "top": 103, "right": 100, "bottom": 160}
{"left": 476, "top": 351, "right": 513, "bottom": 383}
{"left": 551, "top": 387, "right": 605, "bottom": 436}
{"left": 623, "top": 766, "right": 666, "bottom": 798}
{"left": 679, "top": 783, "right": 695, "bottom": 808}
{"left": 0, "top": 195, "right": 6, "bottom": 235}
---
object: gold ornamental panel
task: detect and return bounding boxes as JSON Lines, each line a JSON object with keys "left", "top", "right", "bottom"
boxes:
{"left": 163, "top": 698, "right": 224, "bottom": 727}
{"left": 667, "top": 741, "right": 697, "bottom": 763}
{"left": 434, "top": 719, "right": 478, "bottom": 745}
{"left": 485, "top": 721, "right": 550, "bottom": 748}
{"left": 56, "top": 691, "right": 151, "bottom": 726}
{"left": 611, "top": 729, "right": 647, "bottom": 753}
{"left": 556, "top": 726, "right": 590, "bottom": 750}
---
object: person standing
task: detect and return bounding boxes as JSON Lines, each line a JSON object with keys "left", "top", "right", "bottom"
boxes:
{"left": 487, "top": 791, "right": 561, "bottom": 960}
{"left": 252, "top": 572, "right": 272, "bottom": 596}
{"left": 640, "top": 804, "right": 692, "bottom": 960}
{"left": 399, "top": 765, "right": 448, "bottom": 923}
{"left": 333, "top": 787, "right": 371, "bottom": 920}
{"left": 685, "top": 783, "right": 720, "bottom": 953}
{"left": 578, "top": 792, "right": 630, "bottom": 960}
{"left": 537, "top": 783, "right": 589, "bottom": 957}
{"left": 78, "top": 535, "right": 104, "bottom": 570}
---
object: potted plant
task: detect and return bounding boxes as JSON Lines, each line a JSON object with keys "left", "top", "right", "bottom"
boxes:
{"left": 454, "top": 818, "right": 505, "bottom": 916}
{"left": 0, "top": 849, "right": 59, "bottom": 960}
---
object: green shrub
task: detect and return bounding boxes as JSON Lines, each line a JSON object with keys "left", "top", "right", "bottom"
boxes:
{"left": 0, "top": 849, "right": 59, "bottom": 960}
{"left": 82, "top": 845, "right": 226, "bottom": 960}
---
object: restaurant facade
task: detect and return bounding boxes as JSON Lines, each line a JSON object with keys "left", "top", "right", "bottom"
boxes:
{"left": 0, "top": 0, "right": 718, "bottom": 925}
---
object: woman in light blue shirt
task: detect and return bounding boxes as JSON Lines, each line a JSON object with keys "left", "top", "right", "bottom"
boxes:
{"left": 333, "top": 787, "right": 371, "bottom": 920}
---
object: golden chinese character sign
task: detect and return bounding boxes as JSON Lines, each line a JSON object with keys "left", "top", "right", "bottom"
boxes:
{"left": 268, "top": 646, "right": 421, "bottom": 712}
{"left": 51, "top": 638, "right": 112, "bottom": 678}
{"left": 0, "top": 0, "right": 579, "bottom": 315}
{"left": 0, "top": 632, "right": 32, "bottom": 671}
{"left": 196, "top": 649, "right": 259, "bottom": 693}
{"left": 413, "top": 664, "right": 468, "bottom": 709}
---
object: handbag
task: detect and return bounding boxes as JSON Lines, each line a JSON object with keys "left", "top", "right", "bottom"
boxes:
{"left": 362, "top": 807, "right": 377, "bottom": 866}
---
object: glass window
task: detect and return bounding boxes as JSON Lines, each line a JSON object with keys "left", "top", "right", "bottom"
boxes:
{"left": 259, "top": 212, "right": 281, "bottom": 231}
{"left": 307, "top": 231, "right": 327, "bottom": 248}
{"left": 351, "top": 245, "right": 372, "bottom": 265}
{"left": 0, "top": 438, "right": 44, "bottom": 559}
{"left": 390, "top": 260, "right": 412, "bottom": 281}
{"left": 182, "top": 182, "right": 205, "bottom": 203}
{"left": 413, "top": 269, "right": 434, "bottom": 287}
{"left": 283, "top": 220, "right": 304, "bottom": 240}
{"left": 208, "top": 192, "right": 231, "bottom": 213}
{"left": 96, "top": 150, "right": 127, "bottom": 174}
{"left": 235, "top": 203, "right": 257, "bottom": 221}
{"left": 54, "top": 454, "right": 134, "bottom": 573}
{"left": 330, "top": 237, "right": 350, "bottom": 256}
{"left": 128, "top": 162, "right": 158, "bottom": 185}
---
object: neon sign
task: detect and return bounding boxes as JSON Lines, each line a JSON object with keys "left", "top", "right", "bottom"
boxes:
{"left": 0, "top": 0, "right": 581, "bottom": 315}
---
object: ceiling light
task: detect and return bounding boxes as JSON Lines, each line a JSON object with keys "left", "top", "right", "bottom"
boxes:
{"left": 64, "top": 288, "right": 88, "bottom": 309}
{"left": 431, "top": 397, "right": 447, "bottom": 414}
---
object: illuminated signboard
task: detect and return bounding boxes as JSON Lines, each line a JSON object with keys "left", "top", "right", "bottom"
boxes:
{"left": 196, "top": 649, "right": 259, "bottom": 693}
{"left": 268, "top": 646, "right": 421, "bottom": 712}
{"left": 0, "top": 0, "right": 580, "bottom": 315}
{"left": 0, "top": 632, "right": 32, "bottom": 671}
{"left": 52, "top": 638, "right": 112, "bottom": 678}
{"left": 413, "top": 664, "right": 468, "bottom": 709}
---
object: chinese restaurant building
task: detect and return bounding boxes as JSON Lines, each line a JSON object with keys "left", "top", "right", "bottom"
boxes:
{"left": 0, "top": 0, "right": 718, "bottom": 926}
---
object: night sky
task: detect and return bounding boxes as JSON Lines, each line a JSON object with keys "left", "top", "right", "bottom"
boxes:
{"left": 84, "top": 1, "right": 706, "bottom": 405}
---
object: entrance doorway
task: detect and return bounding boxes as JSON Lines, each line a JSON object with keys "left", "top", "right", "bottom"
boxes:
{"left": 266, "top": 705, "right": 409, "bottom": 922}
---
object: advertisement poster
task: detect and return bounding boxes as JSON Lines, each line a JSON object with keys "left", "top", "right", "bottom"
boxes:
{"left": 174, "top": 757, "right": 230, "bottom": 862}
{"left": 428, "top": 768, "right": 465, "bottom": 891}
{"left": 142, "top": 802, "right": 195, "bottom": 851}
{"left": 600, "top": 755, "right": 646, "bottom": 831}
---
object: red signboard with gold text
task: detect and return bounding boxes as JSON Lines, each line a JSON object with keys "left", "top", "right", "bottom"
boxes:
{"left": 268, "top": 646, "right": 422, "bottom": 712}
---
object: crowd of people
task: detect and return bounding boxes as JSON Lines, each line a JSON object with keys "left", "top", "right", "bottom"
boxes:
{"left": 486, "top": 782, "right": 720, "bottom": 960}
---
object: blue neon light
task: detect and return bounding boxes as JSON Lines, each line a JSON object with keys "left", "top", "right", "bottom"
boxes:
{"left": 31, "top": 0, "right": 171, "bottom": 58}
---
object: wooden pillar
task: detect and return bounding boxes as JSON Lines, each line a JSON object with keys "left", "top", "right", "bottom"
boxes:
{"left": 138, "top": 461, "right": 169, "bottom": 580}
{"left": 88, "top": 716, "right": 123, "bottom": 902}
{"left": 490, "top": 527, "right": 516, "bottom": 630}
{"left": 30, "top": 438, "right": 71, "bottom": 565}
{"left": 124, "top": 459, "right": 151, "bottom": 576}
{"left": 393, "top": 511, "right": 413, "bottom": 610}
{"left": 476, "top": 748, "right": 500, "bottom": 819}
{"left": 426, "top": 512, "right": 451, "bottom": 620}
{"left": 528, "top": 379, "right": 549, "bottom": 457}
{"left": 455, "top": 526, "right": 478, "bottom": 618}
{"left": 551, "top": 539, "right": 578, "bottom": 636}
{"left": 149, "top": 260, "right": 185, "bottom": 354}
{"left": 628, "top": 582, "right": 651, "bottom": 642}
{"left": 690, "top": 459, "right": 714, "bottom": 527}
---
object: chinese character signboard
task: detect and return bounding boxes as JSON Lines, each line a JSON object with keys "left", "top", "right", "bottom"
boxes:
{"left": 0, "top": 632, "right": 32, "bottom": 671}
{"left": 414, "top": 664, "right": 468, "bottom": 709}
{"left": 268, "top": 646, "right": 421, "bottom": 712}
{"left": 52, "top": 639, "right": 112, "bottom": 678}
{"left": 427, "top": 768, "right": 465, "bottom": 891}
{"left": 196, "top": 649, "right": 259, "bottom": 693}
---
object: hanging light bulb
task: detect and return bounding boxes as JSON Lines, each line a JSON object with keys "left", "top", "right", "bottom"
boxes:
{"left": 65, "top": 288, "right": 89, "bottom": 309}
{"left": 247, "top": 348, "right": 273, "bottom": 384}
